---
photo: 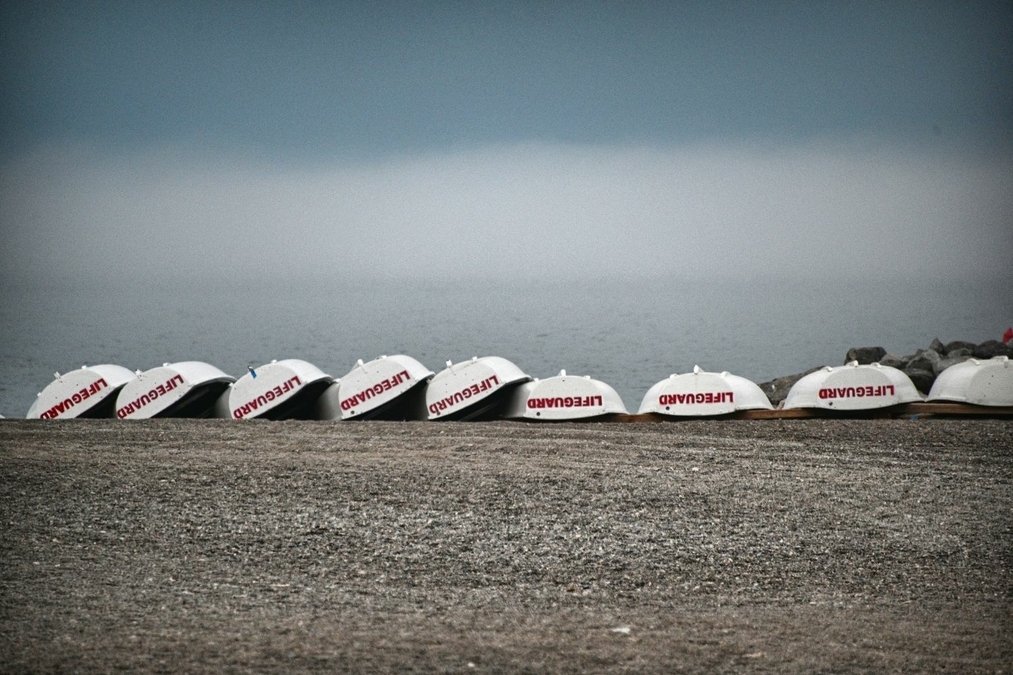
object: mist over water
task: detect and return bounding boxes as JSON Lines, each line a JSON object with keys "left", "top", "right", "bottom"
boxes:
{"left": 2, "top": 272, "right": 1008, "bottom": 418}
{"left": 5, "top": 142, "right": 1012, "bottom": 283}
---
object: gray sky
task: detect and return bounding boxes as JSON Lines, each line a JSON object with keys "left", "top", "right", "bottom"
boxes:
{"left": 2, "top": 0, "right": 1011, "bottom": 280}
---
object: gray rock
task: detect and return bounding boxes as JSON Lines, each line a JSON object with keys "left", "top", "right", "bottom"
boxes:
{"left": 929, "top": 337, "right": 946, "bottom": 353}
{"left": 904, "top": 368, "right": 936, "bottom": 395}
{"left": 946, "top": 347, "right": 973, "bottom": 358}
{"left": 844, "top": 346, "right": 886, "bottom": 365}
{"left": 879, "top": 354, "right": 908, "bottom": 369}
{"left": 758, "top": 367, "right": 823, "bottom": 406}
{"left": 973, "top": 340, "right": 1012, "bottom": 359}
{"left": 943, "top": 340, "right": 977, "bottom": 355}
{"left": 933, "top": 355, "right": 970, "bottom": 376}
{"left": 906, "top": 349, "right": 941, "bottom": 374}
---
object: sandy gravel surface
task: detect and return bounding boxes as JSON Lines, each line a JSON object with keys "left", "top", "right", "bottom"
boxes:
{"left": 1, "top": 418, "right": 1011, "bottom": 673}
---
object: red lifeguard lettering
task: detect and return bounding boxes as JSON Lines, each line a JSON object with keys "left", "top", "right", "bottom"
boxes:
{"left": 428, "top": 374, "right": 500, "bottom": 415}
{"left": 818, "top": 384, "right": 895, "bottom": 399}
{"left": 340, "top": 370, "right": 412, "bottom": 411}
{"left": 41, "top": 377, "right": 110, "bottom": 419}
{"left": 527, "top": 395, "right": 603, "bottom": 409}
{"left": 116, "top": 374, "right": 186, "bottom": 418}
{"left": 659, "top": 391, "right": 734, "bottom": 406}
{"left": 233, "top": 375, "right": 301, "bottom": 419}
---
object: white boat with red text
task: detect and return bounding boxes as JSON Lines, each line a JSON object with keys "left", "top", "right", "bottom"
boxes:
{"left": 27, "top": 364, "right": 137, "bottom": 419}
{"left": 316, "top": 354, "right": 434, "bottom": 420}
{"left": 226, "top": 359, "right": 333, "bottom": 420}
{"left": 783, "top": 361, "right": 921, "bottom": 411}
{"left": 426, "top": 356, "right": 530, "bottom": 421}
{"left": 638, "top": 366, "right": 773, "bottom": 417}
{"left": 503, "top": 370, "right": 627, "bottom": 420}
{"left": 115, "top": 361, "right": 234, "bottom": 419}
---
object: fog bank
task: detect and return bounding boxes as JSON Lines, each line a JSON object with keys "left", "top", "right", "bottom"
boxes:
{"left": 3, "top": 141, "right": 1011, "bottom": 282}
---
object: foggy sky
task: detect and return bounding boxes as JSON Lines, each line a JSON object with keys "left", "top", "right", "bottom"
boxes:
{"left": 2, "top": 1, "right": 1012, "bottom": 281}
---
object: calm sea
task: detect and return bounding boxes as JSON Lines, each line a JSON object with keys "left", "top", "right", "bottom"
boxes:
{"left": 1, "top": 273, "right": 1009, "bottom": 418}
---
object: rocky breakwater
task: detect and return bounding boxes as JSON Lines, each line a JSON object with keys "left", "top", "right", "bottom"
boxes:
{"left": 760, "top": 337, "right": 1013, "bottom": 405}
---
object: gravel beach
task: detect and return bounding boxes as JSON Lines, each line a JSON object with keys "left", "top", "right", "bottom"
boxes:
{"left": 2, "top": 418, "right": 1011, "bottom": 673}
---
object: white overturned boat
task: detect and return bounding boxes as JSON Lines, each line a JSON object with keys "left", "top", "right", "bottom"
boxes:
{"left": 27, "top": 364, "right": 136, "bottom": 419}
{"left": 503, "top": 370, "right": 627, "bottom": 420}
{"left": 638, "top": 366, "right": 773, "bottom": 416}
{"left": 317, "top": 355, "right": 434, "bottom": 420}
{"left": 115, "top": 361, "right": 234, "bottom": 419}
{"left": 226, "top": 359, "right": 333, "bottom": 420}
{"left": 784, "top": 361, "right": 922, "bottom": 411}
{"left": 426, "top": 356, "right": 530, "bottom": 421}
{"left": 927, "top": 356, "right": 1013, "bottom": 407}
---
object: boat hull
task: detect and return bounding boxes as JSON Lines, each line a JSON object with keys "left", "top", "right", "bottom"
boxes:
{"left": 426, "top": 357, "right": 530, "bottom": 421}
{"left": 638, "top": 368, "right": 773, "bottom": 417}
{"left": 228, "top": 359, "right": 333, "bottom": 420}
{"left": 115, "top": 362, "right": 235, "bottom": 419}
{"left": 27, "top": 364, "right": 137, "bottom": 419}
{"left": 928, "top": 356, "right": 1013, "bottom": 407}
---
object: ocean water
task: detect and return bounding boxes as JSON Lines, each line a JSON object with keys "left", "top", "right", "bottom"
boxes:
{"left": 1, "top": 273, "right": 1009, "bottom": 418}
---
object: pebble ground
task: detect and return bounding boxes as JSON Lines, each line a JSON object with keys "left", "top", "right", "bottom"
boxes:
{"left": 1, "top": 418, "right": 1011, "bottom": 673}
